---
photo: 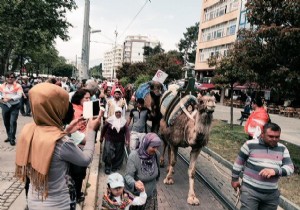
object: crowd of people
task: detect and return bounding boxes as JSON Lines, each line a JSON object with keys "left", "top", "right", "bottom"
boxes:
{"left": 0, "top": 72, "right": 295, "bottom": 210}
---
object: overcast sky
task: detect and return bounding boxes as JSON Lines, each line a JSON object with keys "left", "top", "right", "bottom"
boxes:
{"left": 55, "top": 0, "right": 202, "bottom": 67}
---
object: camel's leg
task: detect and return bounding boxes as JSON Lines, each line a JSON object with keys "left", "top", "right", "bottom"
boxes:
{"left": 159, "top": 141, "right": 167, "bottom": 167}
{"left": 187, "top": 148, "right": 201, "bottom": 205}
{"left": 163, "top": 146, "right": 178, "bottom": 185}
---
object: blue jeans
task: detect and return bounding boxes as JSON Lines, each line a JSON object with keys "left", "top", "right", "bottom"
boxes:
{"left": 1, "top": 103, "right": 20, "bottom": 140}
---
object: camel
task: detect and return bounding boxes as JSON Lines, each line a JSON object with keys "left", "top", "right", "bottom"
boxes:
{"left": 159, "top": 94, "right": 215, "bottom": 205}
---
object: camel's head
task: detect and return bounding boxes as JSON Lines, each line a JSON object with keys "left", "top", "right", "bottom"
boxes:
{"left": 150, "top": 81, "right": 164, "bottom": 96}
{"left": 197, "top": 95, "right": 216, "bottom": 114}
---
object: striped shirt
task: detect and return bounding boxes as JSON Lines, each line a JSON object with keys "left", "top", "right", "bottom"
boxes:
{"left": 232, "top": 138, "right": 294, "bottom": 193}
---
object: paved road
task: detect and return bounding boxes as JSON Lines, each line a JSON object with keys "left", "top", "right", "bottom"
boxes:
{"left": 97, "top": 146, "right": 228, "bottom": 210}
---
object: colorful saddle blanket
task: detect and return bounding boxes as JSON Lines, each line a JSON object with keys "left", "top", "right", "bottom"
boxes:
{"left": 160, "top": 84, "right": 198, "bottom": 126}
{"left": 135, "top": 82, "right": 150, "bottom": 100}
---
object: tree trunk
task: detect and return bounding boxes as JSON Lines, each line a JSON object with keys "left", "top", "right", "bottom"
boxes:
{"left": 230, "top": 83, "right": 234, "bottom": 129}
{"left": 220, "top": 87, "right": 225, "bottom": 104}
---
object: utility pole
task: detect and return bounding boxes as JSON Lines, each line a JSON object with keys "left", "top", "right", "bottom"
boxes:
{"left": 111, "top": 30, "right": 118, "bottom": 80}
{"left": 81, "top": 0, "right": 90, "bottom": 80}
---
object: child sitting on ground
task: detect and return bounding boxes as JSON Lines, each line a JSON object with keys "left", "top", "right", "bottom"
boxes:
{"left": 102, "top": 173, "right": 147, "bottom": 210}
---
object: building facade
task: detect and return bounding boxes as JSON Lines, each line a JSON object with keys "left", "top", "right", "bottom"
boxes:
{"left": 102, "top": 45, "right": 123, "bottom": 80}
{"left": 195, "top": 0, "right": 242, "bottom": 82}
{"left": 123, "top": 35, "right": 159, "bottom": 63}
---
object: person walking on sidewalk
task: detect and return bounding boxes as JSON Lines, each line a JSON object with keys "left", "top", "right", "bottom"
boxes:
{"left": 127, "top": 98, "right": 151, "bottom": 151}
{"left": 231, "top": 123, "right": 294, "bottom": 210}
{"left": 15, "top": 83, "right": 102, "bottom": 210}
{"left": 124, "top": 133, "right": 162, "bottom": 210}
{"left": 0, "top": 71, "right": 23, "bottom": 146}
{"left": 244, "top": 97, "right": 269, "bottom": 139}
{"left": 20, "top": 75, "right": 32, "bottom": 117}
{"left": 100, "top": 106, "right": 130, "bottom": 175}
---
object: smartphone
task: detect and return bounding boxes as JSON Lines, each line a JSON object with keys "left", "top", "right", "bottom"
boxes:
{"left": 83, "top": 100, "right": 100, "bottom": 119}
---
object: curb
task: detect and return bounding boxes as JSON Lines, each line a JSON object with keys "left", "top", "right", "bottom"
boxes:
{"left": 81, "top": 141, "right": 101, "bottom": 210}
{"left": 202, "top": 146, "right": 300, "bottom": 210}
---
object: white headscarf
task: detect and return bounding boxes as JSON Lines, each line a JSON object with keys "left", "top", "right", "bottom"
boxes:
{"left": 106, "top": 106, "right": 126, "bottom": 133}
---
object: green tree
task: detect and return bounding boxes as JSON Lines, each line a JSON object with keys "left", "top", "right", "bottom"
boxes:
{"left": 236, "top": 0, "right": 300, "bottom": 101}
{"left": 0, "top": 0, "right": 77, "bottom": 75}
{"left": 143, "top": 42, "right": 164, "bottom": 57}
{"left": 52, "top": 63, "right": 73, "bottom": 77}
{"left": 178, "top": 22, "right": 199, "bottom": 63}
{"left": 208, "top": 50, "right": 254, "bottom": 129}
{"left": 90, "top": 63, "right": 102, "bottom": 78}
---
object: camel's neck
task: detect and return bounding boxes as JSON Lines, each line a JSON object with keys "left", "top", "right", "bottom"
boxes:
{"left": 195, "top": 111, "right": 213, "bottom": 133}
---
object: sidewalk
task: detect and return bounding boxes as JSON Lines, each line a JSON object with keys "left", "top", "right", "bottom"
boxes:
{"left": 213, "top": 103, "right": 300, "bottom": 146}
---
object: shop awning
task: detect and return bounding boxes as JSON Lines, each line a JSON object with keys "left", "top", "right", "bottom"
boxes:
{"left": 197, "top": 83, "right": 215, "bottom": 90}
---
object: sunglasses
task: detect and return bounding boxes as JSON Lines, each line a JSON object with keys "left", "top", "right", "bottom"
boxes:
{"left": 7, "top": 76, "right": 15, "bottom": 79}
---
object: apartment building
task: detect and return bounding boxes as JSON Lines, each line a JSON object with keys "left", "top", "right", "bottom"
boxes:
{"left": 102, "top": 45, "right": 123, "bottom": 79}
{"left": 123, "top": 35, "right": 159, "bottom": 63}
{"left": 195, "top": 0, "right": 241, "bottom": 82}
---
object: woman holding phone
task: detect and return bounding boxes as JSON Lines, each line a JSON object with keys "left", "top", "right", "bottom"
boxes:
{"left": 69, "top": 88, "right": 92, "bottom": 203}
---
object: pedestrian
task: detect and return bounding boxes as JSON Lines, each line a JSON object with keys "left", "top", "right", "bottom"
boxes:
{"left": 105, "top": 88, "right": 127, "bottom": 118}
{"left": 0, "top": 71, "right": 23, "bottom": 146}
{"left": 244, "top": 97, "right": 269, "bottom": 139}
{"left": 124, "top": 133, "right": 161, "bottom": 210}
{"left": 69, "top": 88, "right": 92, "bottom": 203}
{"left": 127, "top": 98, "right": 151, "bottom": 151}
{"left": 238, "top": 93, "right": 251, "bottom": 121}
{"left": 20, "top": 75, "right": 32, "bottom": 117}
{"left": 15, "top": 83, "right": 102, "bottom": 210}
{"left": 102, "top": 172, "right": 147, "bottom": 210}
{"left": 100, "top": 107, "right": 130, "bottom": 175}
{"left": 231, "top": 123, "right": 294, "bottom": 210}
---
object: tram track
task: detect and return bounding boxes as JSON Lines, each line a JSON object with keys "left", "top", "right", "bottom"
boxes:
{"left": 177, "top": 151, "right": 236, "bottom": 210}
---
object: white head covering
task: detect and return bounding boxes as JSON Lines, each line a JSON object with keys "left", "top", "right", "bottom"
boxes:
{"left": 115, "top": 106, "right": 122, "bottom": 113}
{"left": 106, "top": 106, "right": 126, "bottom": 133}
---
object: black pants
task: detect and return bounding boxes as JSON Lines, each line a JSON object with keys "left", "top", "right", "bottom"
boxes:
{"left": 69, "top": 163, "right": 87, "bottom": 199}
{"left": 1, "top": 103, "right": 20, "bottom": 140}
{"left": 20, "top": 97, "right": 31, "bottom": 115}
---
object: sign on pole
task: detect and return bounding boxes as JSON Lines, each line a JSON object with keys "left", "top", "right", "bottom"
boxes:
{"left": 152, "top": 69, "right": 168, "bottom": 84}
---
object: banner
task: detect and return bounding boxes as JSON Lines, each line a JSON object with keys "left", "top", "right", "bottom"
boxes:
{"left": 152, "top": 69, "right": 168, "bottom": 84}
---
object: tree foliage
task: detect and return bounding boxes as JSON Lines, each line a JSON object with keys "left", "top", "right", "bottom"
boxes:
{"left": 178, "top": 22, "right": 199, "bottom": 63}
{"left": 237, "top": 0, "right": 300, "bottom": 100}
{"left": 0, "top": 0, "right": 77, "bottom": 75}
{"left": 117, "top": 50, "right": 183, "bottom": 85}
{"left": 90, "top": 63, "right": 102, "bottom": 78}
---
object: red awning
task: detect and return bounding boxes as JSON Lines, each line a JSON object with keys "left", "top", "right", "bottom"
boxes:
{"left": 197, "top": 83, "right": 215, "bottom": 90}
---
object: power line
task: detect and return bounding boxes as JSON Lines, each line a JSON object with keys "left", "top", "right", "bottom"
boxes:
{"left": 119, "top": 0, "right": 151, "bottom": 39}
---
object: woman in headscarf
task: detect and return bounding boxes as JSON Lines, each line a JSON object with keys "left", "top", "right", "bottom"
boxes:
{"left": 15, "top": 83, "right": 102, "bottom": 210}
{"left": 124, "top": 133, "right": 161, "bottom": 210}
{"left": 100, "top": 106, "right": 130, "bottom": 175}
{"left": 69, "top": 88, "right": 92, "bottom": 203}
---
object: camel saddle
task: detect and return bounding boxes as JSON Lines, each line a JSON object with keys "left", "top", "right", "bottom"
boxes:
{"left": 160, "top": 84, "right": 198, "bottom": 127}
